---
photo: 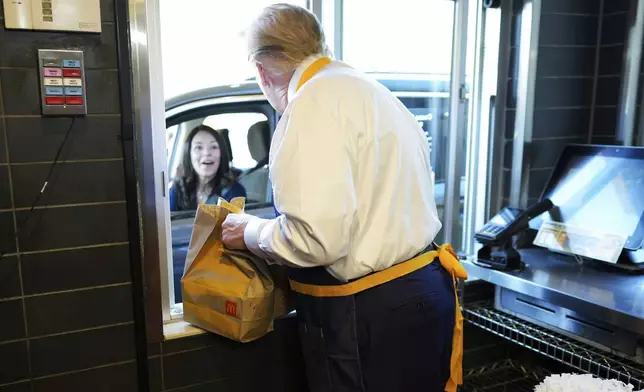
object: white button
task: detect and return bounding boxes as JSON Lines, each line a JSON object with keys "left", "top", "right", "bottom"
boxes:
{"left": 63, "top": 78, "right": 82, "bottom": 87}
{"left": 43, "top": 77, "right": 63, "bottom": 86}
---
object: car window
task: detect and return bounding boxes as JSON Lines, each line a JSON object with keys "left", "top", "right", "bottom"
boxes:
{"left": 166, "top": 109, "right": 273, "bottom": 211}
{"left": 202, "top": 112, "right": 267, "bottom": 170}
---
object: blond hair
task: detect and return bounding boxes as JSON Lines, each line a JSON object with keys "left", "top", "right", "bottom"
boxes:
{"left": 247, "top": 3, "right": 329, "bottom": 72}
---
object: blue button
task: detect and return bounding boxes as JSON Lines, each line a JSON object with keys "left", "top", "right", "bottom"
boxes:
{"left": 62, "top": 60, "right": 81, "bottom": 68}
{"left": 64, "top": 87, "right": 83, "bottom": 96}
{"left": 45, "top": 86, "right": 64, "bottom": 96}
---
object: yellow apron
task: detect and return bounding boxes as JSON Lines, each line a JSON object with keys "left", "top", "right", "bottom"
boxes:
{"left": 289, "top": 57, "right": 468, "bottom": 392}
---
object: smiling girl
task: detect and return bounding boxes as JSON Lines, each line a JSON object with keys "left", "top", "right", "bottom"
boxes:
{"left": 169, "top": 125, "right": 246, "bottom": 211}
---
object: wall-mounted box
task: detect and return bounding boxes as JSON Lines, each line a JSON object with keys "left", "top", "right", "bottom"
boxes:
{"left": 3, "top": 0, "right": 101, "bottom": 33}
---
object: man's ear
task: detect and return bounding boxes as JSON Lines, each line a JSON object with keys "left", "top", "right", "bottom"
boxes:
{"left": 255, "top": 63, "right": 271, "bottom": 87}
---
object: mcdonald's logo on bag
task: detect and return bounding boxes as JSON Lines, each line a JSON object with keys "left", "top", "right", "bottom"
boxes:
{"left": 225, "top": 301, "right": 238, "bottom": 318}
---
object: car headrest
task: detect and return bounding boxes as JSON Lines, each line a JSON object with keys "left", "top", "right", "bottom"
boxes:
{"left": 219, "top": 129, "right": 233, "bottom": 162}
{"left": 247, "top": 121, "right": 270, "bottom": 162}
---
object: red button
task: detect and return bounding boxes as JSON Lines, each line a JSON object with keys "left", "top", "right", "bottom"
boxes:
{"left": 45, "top": 96, "right": 64, "bottom": 105}
{"left": 63, "top": 68, "right": 82, "bottom": 77}
{"left": 65, "top": 96, "right": 83, "bottom": 105}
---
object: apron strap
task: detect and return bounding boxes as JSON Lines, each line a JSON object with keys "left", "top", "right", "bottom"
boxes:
{"left": 296, "top": 56, "right": 333, "bottom": 92}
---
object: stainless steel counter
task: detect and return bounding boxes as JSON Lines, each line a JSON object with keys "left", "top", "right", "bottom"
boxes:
{"left": 463, "top": 248, "right": 644, "bottom": 335}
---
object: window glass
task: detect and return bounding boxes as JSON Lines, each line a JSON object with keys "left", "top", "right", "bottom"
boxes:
{"left": 344, "top": 0, "right": 457, "bottom": 243}
{"left": 202, "top": 112, "right": 268, "bottom": 170}
{"left": 160, "top": 0, "right": 308, "bottom": 99}
{"left": 343, "top": 0, "right": 455, "bottom": 73}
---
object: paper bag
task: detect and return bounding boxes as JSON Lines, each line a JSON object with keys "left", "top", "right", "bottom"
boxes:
{"left": 181, "top": 197, "right": 293, "bottom": 342}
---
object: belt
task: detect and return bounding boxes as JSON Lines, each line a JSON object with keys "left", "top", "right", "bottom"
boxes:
{"left": 288, "top": 243, "right": 468, "bottom": 392}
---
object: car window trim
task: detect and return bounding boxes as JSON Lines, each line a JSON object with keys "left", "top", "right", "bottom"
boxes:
{"left": 165, "top": 94, "right": 267, "bottom": 120}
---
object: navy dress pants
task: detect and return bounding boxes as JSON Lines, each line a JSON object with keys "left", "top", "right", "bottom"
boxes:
{"left": 289, "top": 260, "right": 456, "bottom": 392}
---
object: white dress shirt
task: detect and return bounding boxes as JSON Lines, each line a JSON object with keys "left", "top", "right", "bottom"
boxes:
{"left": 244, "top": 54, "right": 442, "bottom": 282}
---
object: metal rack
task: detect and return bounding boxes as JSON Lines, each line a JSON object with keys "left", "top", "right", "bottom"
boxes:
{"left": 464, "top": 359, "right": 551, "bottom": 392}
{"left": 463, "top": 305, "right": 644, "bottom": 390}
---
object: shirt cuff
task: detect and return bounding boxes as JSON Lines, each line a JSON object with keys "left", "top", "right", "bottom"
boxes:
{"left": 244, "top": 217, "right": 269, "bottom": 258}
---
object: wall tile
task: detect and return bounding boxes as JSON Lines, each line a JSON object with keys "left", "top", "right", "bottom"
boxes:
{"left": 529, "top": 169, "right": 555, "bottom": 199}
{"left": 0, "top": 68, "right": 40, "bottom": 116}
{"left": 86, "top": 70, "right": 121, "bottom": 114}
{"left": 502, "top": 169, "right": 511, "bottom": 201}
{"left": 592, "top": 135, "right": 621, "bottom": 145}
{"left": 0, "top": 257, "right": 21, "bottom": 299}
{"left": 148, "top": 342, "right": 161, "bottom": 357}
{"left": 0, "top": 211, "right": 16, "bottom": 254}
{"left": 15, "top": 203, "right": 128, "bottom": 252}
{"left": 505, "top": 110, "right": 515, "bottom": 139}
{"left": 162, "top": 345, "right": 237, "bottom": 390}
{"left": 11, "top": 161, "right": 126, "bottom": 208}
{"left": 601, "top": 13, "right": 628, "bottom": 46}
{"left": 510, "top": 6, "right": 522, "bottom": 48}
{"left": 593, "top": 107, "right": 618, "bottom": 136}
{"left": 33, "top": 361, "right": 137, "bottom": 392}
{"left": 5, "top": 116, "right": 123, "bottom": 163}
{"left": 101, "top": 0, "right": 116, "bottom": 22}
{"left": 30, "top": 324, "right": 135, "bottom": 377}
{"left": 21, "top": 244, "right": 130, "bottom": 295}
{"left": 0, "top": 121, "right": 6, "bottom": 163}
{"left": 534, "top": 78, "right": 593, "bottom": 108}
{"left": 0, "top": 70, "right": 4, "bottom": 116}
{"left": 0, "top": 24, "right": 117, "bottom": 69}
{"left": 539, "top": 14, "right": 598, "bottom": 46}
{"left": 148, "top": 357, "right": 162, "bottom": 392}
{"left": 0, "top": 299, "right": 25, "bottom": 341}
{"left": 541, "top": 0, "right": 600, "bottom": 14}
{"left": 162, "top": 333, "right": 229, "bottom": 355}
{"left": 0, "top": 166, "right": 11, "bottom": 209}
{"left": 599, "top": 45, "right": 624, "bottom": 76}
{"left": 508, "top": 48, "right": 518, "bottom": 80}
{"left": 537, "top": 47, "right": 596, "bottom": 77}
{"left": 503, "top": 141, "right": 513, "bottom": 170}
{"left": 168, "top": 378, "right": 241, "bottom": 392}
{"left": 238, "top": 367, "right": 284, "bottom": 392}
{"left": 0, "top": 341, "right": 30, "bottom": 384}
{"left": 25, "top": 284, "right": 133, "bottom": 337}
{"left": 530, "top": 137, "right": 585, "bottom": 169}
{"left": 506, "top": 79, "right": 518, "bottom": 109}
{"left": 604, "top": 0, "right": 630, "bottom": 14}
{"left": 0, "top": 69, "right": 121, "bottom": 115}
{"left": 595, "top": 76, "right": 622, "bottom": 106}
{"left": 532, "top": 109, "right": 590, "bottom": 139}
{"left": 0, "top": 381, "right": 31, "bottom": 392}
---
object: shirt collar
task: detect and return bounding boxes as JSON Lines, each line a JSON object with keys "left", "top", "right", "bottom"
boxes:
{"left": 287, "top": 53, "right": 328, "bottom": 103}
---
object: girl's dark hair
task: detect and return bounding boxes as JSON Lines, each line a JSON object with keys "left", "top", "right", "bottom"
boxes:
{"left": 175, "top": 125, "right": 231, "bottom": 210}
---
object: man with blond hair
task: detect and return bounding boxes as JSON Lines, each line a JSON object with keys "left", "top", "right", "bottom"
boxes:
{"left": 222, "top": 3, "right": 467, "bottom": 391}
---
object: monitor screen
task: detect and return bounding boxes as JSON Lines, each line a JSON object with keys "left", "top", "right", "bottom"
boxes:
{"left": 533, "top": 145, "right": 644, "bottom": 250}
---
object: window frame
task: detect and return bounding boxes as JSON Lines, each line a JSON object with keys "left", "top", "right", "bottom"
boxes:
{"left": 163, "top": 97, "right": 278, "bottom": 320}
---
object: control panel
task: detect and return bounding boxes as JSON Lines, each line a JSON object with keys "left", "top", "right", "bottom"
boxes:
{"left": 38, "top": 49, "right": 87, "bottom": 116}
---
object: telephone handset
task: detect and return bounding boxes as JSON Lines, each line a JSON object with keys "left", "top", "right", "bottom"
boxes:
{"left": 474, "top": 199, "right": 554, "bottom": 270}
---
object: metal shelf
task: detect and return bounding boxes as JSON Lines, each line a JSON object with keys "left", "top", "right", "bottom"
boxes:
{"left": 464, "top": 359, "right": 551, "bottom": 392}
{"left": 463, "top": 305, "right": 644, "bottom": 390}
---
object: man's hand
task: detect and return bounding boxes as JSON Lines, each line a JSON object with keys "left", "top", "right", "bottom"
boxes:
{"left": 221, "top": 214, "right": 251, "bottom": 250}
